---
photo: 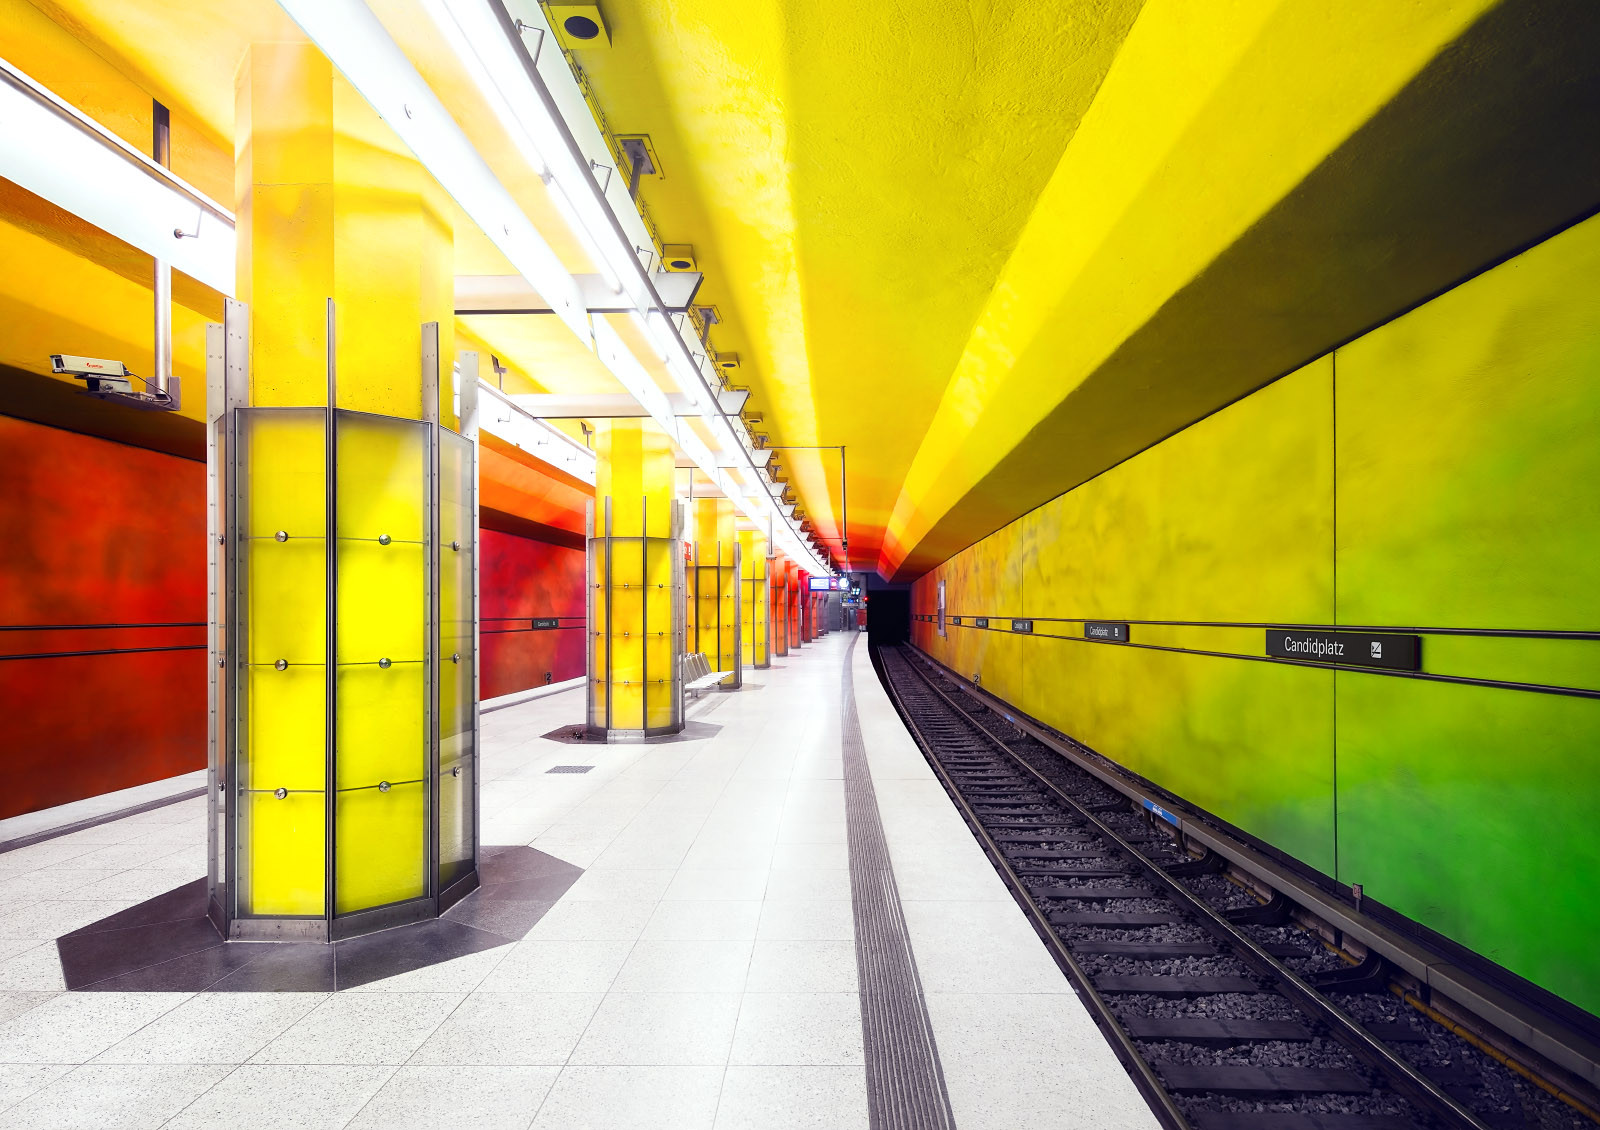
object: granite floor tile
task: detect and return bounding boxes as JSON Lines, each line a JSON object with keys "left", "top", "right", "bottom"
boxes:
{"left": 346, "top": 1064, "right": 558, "bottom": 1130}
{"left": 408, "top": 992, "right": 603, "bottom": 1066}
{"left": 0, "top": 1063, "right": 230, "bottom": 1130}
{"left": 165, "top": 1064, "right": 397, "bottom": 1130}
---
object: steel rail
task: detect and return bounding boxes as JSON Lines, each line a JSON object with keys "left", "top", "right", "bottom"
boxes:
{"left": 887, "top": 647, "right": 1496, "bottom": 1130}
{"left": 875, "top": 649, "right": 1192, "bottom": 1130}
{"left": 910, "top": 642, "right": 1600, "bottom": 1097}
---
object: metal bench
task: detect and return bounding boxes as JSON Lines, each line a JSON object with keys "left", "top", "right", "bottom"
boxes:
{"left": 683, "top": 652, "right": 734, "bottom": 697}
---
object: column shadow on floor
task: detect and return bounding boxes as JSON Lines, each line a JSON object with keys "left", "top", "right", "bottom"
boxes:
{"left": 55, "top": 845, "right": 581, "bottom": 993}
{"left": 539, "top": 720, "right": 723, "bottom": 744}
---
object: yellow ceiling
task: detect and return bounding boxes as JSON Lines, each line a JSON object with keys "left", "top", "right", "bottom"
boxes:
{"left": 575, "top": 0, "right": 1143, "bottom": 573}
{"left": 566, "top": 0, "right": 1600, "bottom": 580}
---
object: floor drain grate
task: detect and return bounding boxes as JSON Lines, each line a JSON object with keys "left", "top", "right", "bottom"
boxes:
{"left": 546, "top": 765, "right": 595, "bottom": 774}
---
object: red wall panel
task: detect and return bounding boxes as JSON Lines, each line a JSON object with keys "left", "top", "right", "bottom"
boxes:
{"left": 479, "top": 527, "right": 586, "bottom": 699}
{"left": 1, "top": 415, "right": 590, "bottom": 820}
{"left": 0, "top": 416, "right": 207, "bottom": 819}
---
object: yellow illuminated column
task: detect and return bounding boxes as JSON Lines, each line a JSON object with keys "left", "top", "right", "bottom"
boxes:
{"left": 737, "top": 528, "right": 770, "bottom": 669}
{"left": 786, "top": 562, "right": 802, "bottom": 649}
{"left": 208, "top": 40, "right": 471, "bottom": 943}
{"left": 690, "top": 498, "right": 740, "bottom": 688}
{"left": 589, "top": 419, "right": 683, "bottom": 735}
{"left": 770, "top": 556, "right": 790, "bottom": 658}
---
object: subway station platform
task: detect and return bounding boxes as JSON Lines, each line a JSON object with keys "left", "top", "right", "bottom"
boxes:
{"left": 0, "top": 633, "right": 1153, "bottom": 1129}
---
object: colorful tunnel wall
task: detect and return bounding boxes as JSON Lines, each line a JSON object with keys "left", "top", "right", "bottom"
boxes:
{"left": 480, "top": 527, "right": 585, "bottom": 699}
{"left": 0, "top": 416, "right": 206, "bottom": 820}
{"left": 911, "top": 211, "right": 1600, "bottom": 1018}
{"left": 0, "top": 414, "right": 588, "bottom": 821}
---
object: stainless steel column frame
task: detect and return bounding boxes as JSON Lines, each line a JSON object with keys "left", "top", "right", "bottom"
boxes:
{"left": 323, "top": 297, "right": 338, "bottom": 936}
{"left": 421, "top": 321, "right": 441, "bottom": 909}
{"left": 204, "top": 319, "right": 224, "bottom": 925}
{"left": 729, "top": 541, "right": 743, "bottom": 690}
{"left": 672, "top": 499, "right": 686, "bottom": 721}
{"left": 458, "top": 349, "right": 482, "bottom": 900}
{"left": 640, "top": 495, "right": 649, "bottom": 732}
{"left": 213, "top": 299, "right": 249, "bottom": 936}
{"left": 584, "top": 497, "right": 597, "bottom": 734}
{"left": 153, "top": 261, "right": 172, "bottom": 399}
{"left": 604, "top": 495, "right": 613, "bottom": 734}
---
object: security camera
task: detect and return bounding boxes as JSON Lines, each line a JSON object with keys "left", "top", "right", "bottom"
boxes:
{"left": 49, "top": 354, "right": 179, "bottom": 411}
{"left": 51, "top": 354, "right": 135, "bottom": 394}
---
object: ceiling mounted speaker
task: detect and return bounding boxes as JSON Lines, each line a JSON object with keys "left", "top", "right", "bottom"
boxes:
{"left": 661, "top": 244, "right": 698, "bottom": 272}
{"left": 714, "top": 351, "right": 740, "bottom": 371}
{"left": 550, "top": 4, "right": 612, "bottom": 49}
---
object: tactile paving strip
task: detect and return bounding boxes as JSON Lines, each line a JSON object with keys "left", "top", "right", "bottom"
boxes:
{"left": 840, "top": 635, "right": 958, "bottom": 1130}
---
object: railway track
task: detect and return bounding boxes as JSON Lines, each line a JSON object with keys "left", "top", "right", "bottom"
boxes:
{"left": 875, "top": 644, "right": 1594, "bottom": 1130}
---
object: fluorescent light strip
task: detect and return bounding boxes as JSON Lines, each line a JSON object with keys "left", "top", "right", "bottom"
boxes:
{"left": 478, "top": 380, "right": 596, "bottom": 483}
{"left": 429, "top": 0, "right": 650, "bottom": 312}
{"left": 417, "top": 0, "right": 549, "bottom": 181}
{"left": 0, "top": 57, "right": 234, "bottom": 294}
{"left": 276, "top": 0, "right": 587, "bottom": 341}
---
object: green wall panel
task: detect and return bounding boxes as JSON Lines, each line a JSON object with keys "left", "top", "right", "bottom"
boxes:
{"left": 1331, "top": 209, "right": 1600, "bottom": 1012}
{"left": 913, "top": 210, "right": 1600, "bottom": 1016}
{"left": 1335, "top": 213, "right": 1600, "bottom": 631}
{"left": 1335, "top": 674, "right": 1600, "bottom": 1009}
{"left": 1018, "top": 358, "right": 1334, "bottom": 625}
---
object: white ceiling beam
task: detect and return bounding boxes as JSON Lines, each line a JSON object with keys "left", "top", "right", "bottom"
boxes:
{"left": 456, "top": 270, "right": 703, "bottom": 314}
{"left": 508, "top": 391, "right": 747, "bottom": 418}
{"left": 0, "top": 60, "right": 234, "bottom": 294}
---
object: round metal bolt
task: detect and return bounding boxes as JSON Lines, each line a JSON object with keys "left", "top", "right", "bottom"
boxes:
{"left": 451, "top": 766, "right": 461, "bottom": 778}
{"left": 273, "top": 787, "right": 288, "bottom": 800}
{"left": 274, "top": 530, "right": 288, "bottom": 542}
{"left": 378, "top": 780, "right": 392, "bottom": 793}
{"left": 451, "top": 652, "right": 461, "bottom": 663}
{"left": 218, "top": 657, "right": 226, "bottom": 668}
{"left": 378, "top": 657, "right": 391, "bottom": 669}
{"left": 378, "top": 533, "right": 391, "bottom": 546}
{"left": 451, "top": 540, "right": 461, "bottom": 552}
{"left": 274, "top": 658, "right": 288, "bottom": 671}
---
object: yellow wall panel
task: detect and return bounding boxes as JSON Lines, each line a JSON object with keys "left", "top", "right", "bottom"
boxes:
{"left": 335, "top": 783, "right": 424, "bottom": 913}
{"left": 246, "top": 792, "right": 325, "bottom": 917}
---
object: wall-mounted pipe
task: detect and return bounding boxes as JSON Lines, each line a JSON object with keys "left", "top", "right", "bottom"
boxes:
{"left": 150, "top": 101, "right": 172, "bottom": 400}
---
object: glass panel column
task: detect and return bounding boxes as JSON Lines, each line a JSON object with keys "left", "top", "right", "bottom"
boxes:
{"left": 587, "top": 420, "right": 684, "bottom": 737}
{"left": 690, "top": 498, "right": 741, "bottom": 689}
{"left": 737, "top": 528, "right": 770, "bottom": 669}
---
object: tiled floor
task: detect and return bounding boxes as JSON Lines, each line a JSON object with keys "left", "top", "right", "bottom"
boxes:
{"left": 0, "top": 633, "right": 1155, "bottom": 1129}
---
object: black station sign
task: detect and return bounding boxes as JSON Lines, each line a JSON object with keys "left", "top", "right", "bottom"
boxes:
{"left": 1084, "top": 621, "right": 1129, "bottom": 642}
{"left": 1012, "top": 619, "right": 1034, "bottom": 634}
{"left": 951, "top": 616, "right": 963, "bottom": 625}
{"left": 530, "top": 617, "right": 561, "bottom": 630}
{"left": 1265, "top": 629, "right": 1421, "bottom": 671}
{"left": 974, "top": 617, "right": 989, "bottom": 629}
